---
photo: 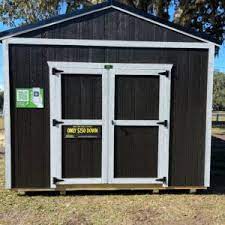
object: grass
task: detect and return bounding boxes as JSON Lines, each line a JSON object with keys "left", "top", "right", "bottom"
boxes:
{"left": 212, "top": 127, "right": 225, "bottom": 136}
{"left": 0, "top": 119, "right": 225, "bottom": 224}
{"left": 1, "top": 157, "right": 225, "bottom": 224}
{"left": 0, "top": 169, "right": 224, "bottom": 224}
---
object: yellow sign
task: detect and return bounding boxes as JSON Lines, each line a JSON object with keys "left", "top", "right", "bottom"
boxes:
{"left": 64, "top": 126, "right": 101, "bottom": 139}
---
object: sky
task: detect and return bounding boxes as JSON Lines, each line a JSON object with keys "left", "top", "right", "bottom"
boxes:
{"left": 0, "top": 4, "right": 224, "bottom": 90}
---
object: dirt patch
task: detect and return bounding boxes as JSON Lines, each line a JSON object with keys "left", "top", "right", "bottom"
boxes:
{"left": 129, "top": 208, "right": 161, "bottom": 225}
{"left": 65, "top": 213, "right": 91, "bottom": 225}
{"left": 165, "top": 211, "right": 213, "bottom": 225}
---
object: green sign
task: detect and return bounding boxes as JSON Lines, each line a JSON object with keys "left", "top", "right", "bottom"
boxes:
{"left": 16, "top": 88, "right": 44, "bottom": 108}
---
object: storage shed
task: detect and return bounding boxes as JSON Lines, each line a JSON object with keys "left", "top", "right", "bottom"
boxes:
{"left": 1, "top": 0, "right": 220, "bottom": 192}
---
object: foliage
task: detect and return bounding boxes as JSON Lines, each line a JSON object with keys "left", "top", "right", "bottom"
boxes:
{"left": 173, "top": 0, "right": 225, "bottom": 45}
{"left": 0, "top": 0, "right": 224, "bottom": 44}
{"left": 213, "top": 71, "right": 225, "bottom": 110}
{"left": 0, "top": 0, "right": 94, "bottom": 26}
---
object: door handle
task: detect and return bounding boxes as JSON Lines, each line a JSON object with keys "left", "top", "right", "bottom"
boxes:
{"left": 111, "top": 120, "right": 115, "bottom": 125}
{"left": 53, "top": 119, "right": 64, "bottom": 126}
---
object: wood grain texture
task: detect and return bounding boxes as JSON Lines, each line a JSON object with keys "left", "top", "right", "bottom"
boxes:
{"left": 19, "top": 8, "right": 201, "bottom": 43}
{"left": 62, "top": 74, "right": 102, "bottom": 119}
{"left": 115, "top": 75, "right": 159, "bottom": 120}
{"left": 9, "top": 48, "right": 208, "bottom": 187}
{"left": 114, "top": 126, "right": 158, "bottom": 178}
{"left": 62, "top": 126, "right": 102, "bottom": 178}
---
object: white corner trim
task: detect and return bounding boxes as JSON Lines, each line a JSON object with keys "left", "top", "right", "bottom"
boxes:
{"left": 5, "top": 38, "right": 213, "bottom": 49}
{"left": 204, "top": 44, "right": 215, "bottom": 187}
{"left": 3, "top": 40, "right": 11, "bottom": 189}
{"left": 0, "top": 5, "right": 219, "bottom": 47}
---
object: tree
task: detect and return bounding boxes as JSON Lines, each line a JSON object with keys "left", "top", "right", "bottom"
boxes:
{"left": 0, "top": 0, "right": 224, "bottom": 44}
{"left": 173, "top": 0, "right": 225, "bottom": 45}
{"left": 213, "top": 72, "right": 225, "bottom": 111}
{"left": 0, "top": 0, "right": 94, "bottom": 26}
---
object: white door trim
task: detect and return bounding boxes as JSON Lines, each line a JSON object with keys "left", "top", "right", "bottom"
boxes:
{"left": 108, "top": 64, "right": 172, "bottom": 187}
{"left": 48, "top": 62, "right": 172, "bottom": 187}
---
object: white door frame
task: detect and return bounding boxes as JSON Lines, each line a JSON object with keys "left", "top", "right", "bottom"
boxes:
{"left": 108, "top": 64, "right": 172, "bottom": 187}
{"left": 48, "top": 62, "right": 109, "bottom": 188}
{"left": 48, "top": 62, "right": 172, "bottom": 188}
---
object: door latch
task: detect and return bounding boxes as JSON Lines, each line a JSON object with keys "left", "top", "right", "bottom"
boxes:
{"left": 157, "top": 120, "right": 168, "bottom": 127}
{"left": 111, "top": 120, "right": 115, "bottom": 125}
{"left": 53, "top": 119, "right": 64, "bottom": 126}
{"left": 158, "top": 70, "right": 169, "bottom": 78}
{"left": 156, "top": 177, "right": 167, "bottom": 184}
{"left": 104, "top": 65, "right": 113, "bottom": 70}
{"left": 53, "top": 177, "right": 64, "bottom": 184}
{"left": 52, "top": 68, "right": 64, "bottom": 75}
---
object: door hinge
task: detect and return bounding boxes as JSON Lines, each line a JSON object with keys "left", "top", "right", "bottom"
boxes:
{"left": 156, "top": 177, "right": 167, "bottom": 184}
{"left": 157, "top": 120, "right": 168, "bottom": 127}
{"left": 53, "top": 119, "right": 64, "bottom": 126}
{"left": 104, "top": 64, "right": 113, "bottom": 70}
{"left": 52, "top": 68, "right": 64, "bottom": 75}
{"left": 53, "top": 177, "right": 64, "bottom": 184}
{"left": 158, "top": 70, "right": 169, "bottom": 78}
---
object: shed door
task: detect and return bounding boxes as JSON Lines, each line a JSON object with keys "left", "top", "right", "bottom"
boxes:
{"left": 49, "top": 62, "right": 171, "bottom": 188}
{"left": 49, "top": 64, "right": 108, "bottom": 187}
{"left": 108, "top": 66, "right": 171, "bottom": 185}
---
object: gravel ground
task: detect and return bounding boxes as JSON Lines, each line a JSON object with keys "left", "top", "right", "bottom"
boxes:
{"left": 1, "top": 155, "right": 225, "bottom": 225}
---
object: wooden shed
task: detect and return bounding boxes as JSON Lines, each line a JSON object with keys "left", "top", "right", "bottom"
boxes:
{"left": 0, "top": 0, "right": 220, "bottom": 192}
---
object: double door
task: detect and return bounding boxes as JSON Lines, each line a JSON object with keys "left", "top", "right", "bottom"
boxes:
{"left": 48, "top": 62, "right": 172, "bottom": 188}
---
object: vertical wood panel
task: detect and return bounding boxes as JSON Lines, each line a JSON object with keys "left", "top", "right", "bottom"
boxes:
{"left": 62, "top": 126, "right": 102, "bottom": 178}
{"left": 9, "top": 45, "right": 208, "bottom": 188}
{"left": 114, "top": 126, "right": 158, "bottom": 178}
{"left": 62, "top": 74, "right": 102, "bottom": 119}
{"left": 18, "top": 8, "right": 202, "bottom": 43}
{"left": 115, "top": 75, "right": 159, "bottom": 120}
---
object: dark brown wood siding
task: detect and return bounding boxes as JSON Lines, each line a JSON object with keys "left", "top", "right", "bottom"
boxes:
{"left": 9, "top": 45, "right": 208, "bottom": 188}
{"left": 62, "top": 74, "right": 102, "bottom": 119}
{"left": 115, "top": 75, "right": 159, "bottom": 120}
{"left": 62, "top": 126, "right": 102, "bottom": 178}
{"left": 19, "top": 8, "right": 201, "bottom": 43}
{"left": 114, "top": 126, "right": 158, "bottom": 178}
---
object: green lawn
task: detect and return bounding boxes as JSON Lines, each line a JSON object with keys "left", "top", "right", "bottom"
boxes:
{"left": 1, "top": 156, "right": 225, "bottom": 225}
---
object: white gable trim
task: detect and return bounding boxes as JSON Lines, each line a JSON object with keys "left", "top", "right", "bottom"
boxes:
{"left": 0, "top": 5, "right": 219, "bottom": 46}
{"left": 112, "top": 6, "right": 219, "bottom": 47}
